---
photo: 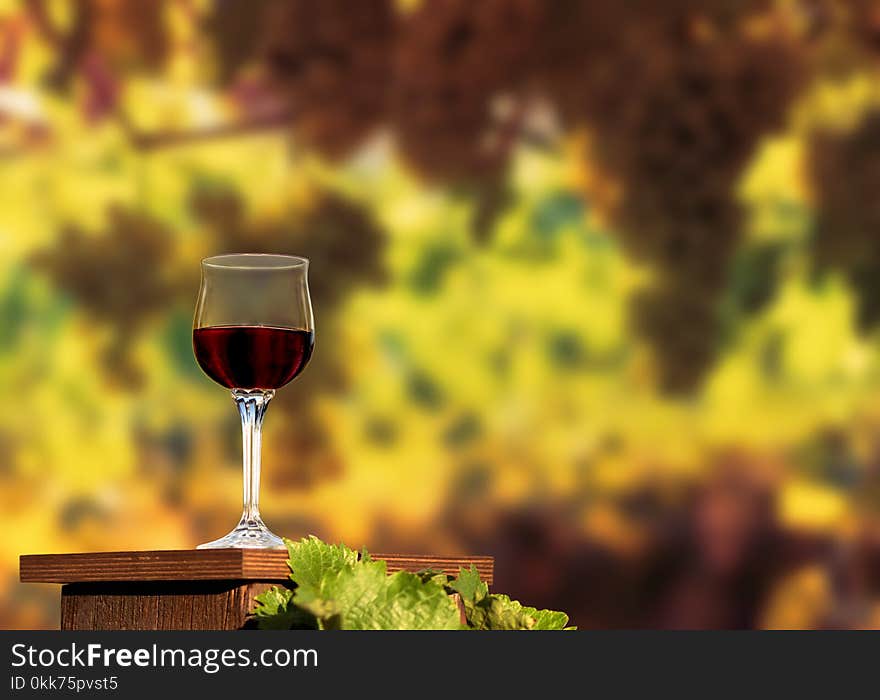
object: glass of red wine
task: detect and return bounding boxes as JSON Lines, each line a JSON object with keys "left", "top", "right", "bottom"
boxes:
{"left": 192, "top": 254, "right": 314, "bottom": 549}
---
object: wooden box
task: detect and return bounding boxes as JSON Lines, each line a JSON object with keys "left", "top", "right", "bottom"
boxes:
{"left": 20, "top": 550, "right": 494, "bottom": 630}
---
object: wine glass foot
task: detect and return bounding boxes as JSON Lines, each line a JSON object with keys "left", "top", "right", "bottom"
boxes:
{"left": 197, "top": 518, "right": 286, "bottom": 549}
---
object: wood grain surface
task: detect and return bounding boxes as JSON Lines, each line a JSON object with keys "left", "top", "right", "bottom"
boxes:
{"left": 60, "top": 581, "right": 279, "bottom": 630}
{"left": 21, "top": 549, "right": 494, "bottom": 585}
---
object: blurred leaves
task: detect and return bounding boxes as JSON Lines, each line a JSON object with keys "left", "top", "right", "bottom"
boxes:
{"left": 189, "top": 185, "right": 387, "bottom": 308}
{"left": 725, "top": 243, "right": 787, "bottom": 318}
{"left": 31, "top": 206, "right": 177, "bottom": 324}
{"left": 390, "top": 0, "right": 540, "bottom": 182}
{"left": 205, "top": 0, "right": 277, "bottom": 84}
{"left": 26, "top": 0, "right": 168, "bottom": 120}
{"left": 263, "top": 0, "right": 393, "bottom": 160}
{"left": 809, "top": 109, "right": 880, "bottom": 333}
{"left": 31, "top": 205, "right": 180, "bottom": 386}
{"left": 6, "top": 0, "right": 880, "bottom": 632}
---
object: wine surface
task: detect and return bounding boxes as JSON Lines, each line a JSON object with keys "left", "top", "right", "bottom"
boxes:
{"left": 193, "top": 325, "right": 314, "bottom": 390}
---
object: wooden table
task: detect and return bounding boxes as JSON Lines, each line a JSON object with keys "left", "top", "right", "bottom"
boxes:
{"left": 20, "top": 550, "right": 494, "bottom": 630}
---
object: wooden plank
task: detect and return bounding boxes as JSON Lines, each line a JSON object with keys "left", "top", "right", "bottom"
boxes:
{"left": 159, "top": 590, "right": 194, "bottom": 630}
{"left": 60, "top": 582, "right": 254, "bottom": 630}
{"left": 60, "top": 585, "right": 97, "bottom": 631}
{"left": 20, "top": 550, "right": 494, "bottom": 586}
{"left": 134, "top": 592, "right": 160, "bottom": 631}
{"left": 20, "top": 550, "right": 287, "bottom": 583}
{"left": 190, "top": 588, "right": 229, "bottom": 631}
{"left": 228, "top": 583, "right": 248, "bottom": 630}
{"left": 60, "top": 591, "right": 75, "bottom": 631}
{"left": 375, "top": 554, "right": 494, "bottom": 582}
{"left": 94, "top": 592, "right": 128, "bottom": 631}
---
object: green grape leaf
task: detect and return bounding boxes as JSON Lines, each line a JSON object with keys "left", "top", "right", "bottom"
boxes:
{"left": 465, "top": 594, "right": 572, "bottom": 630}
{"left": 530, "top": 608, "right": 573, "bottom": 630}
{"left": 465, "top": 594, "right": 532, "bottom": 630}
{"left": 451, "top": 565, "right": 488, "bottom": 604}
{"left": 450, "top": 567, "right": 572, "bottom": 630}
{"left": 293, "top": 558, "right": 386, "bottom": 626}
{"left": 295, "top": 560, "right": 462, "bottom": 630}
{"left": 252, "top": 586, "right": 317, "bottom": 630}
{"left": 285, "top": 535, "right": 359, "bottom": 590}
{"left": 368, "top": 571, "right": 462, "bottom": 630}
{"left": 415, "top": 569, "right": 452, "bottom": 588}
{"left": 253, "top": 536, "right": 572, "bottom": 630}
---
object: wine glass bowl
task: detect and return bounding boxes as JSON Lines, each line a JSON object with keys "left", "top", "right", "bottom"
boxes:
{"left": 192, "top": 254, "right": 314, "bottom": 549}
{"left": 193, "top": 326, "right": 313, "bottom": 391}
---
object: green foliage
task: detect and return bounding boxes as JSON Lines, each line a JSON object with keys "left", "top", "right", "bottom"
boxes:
{"left": 252, "top": 586, "right": 317, "bottom": 630}
{"left": 442, "top": 413, "right": 483, "bottom": 448}
{"left": 453, "top": 565, "right": 573, "bottom": 630}
{"left": 547, "top": 330, "right": 587, "bottom": 370}
{"left": 163, "top": 309, "right": 205, "bottom": 382}
{"left": 408, "top": 244, "right": 461, "bottom": 295}
{"left": 0, "top": 268, "right": 30, "bottom": 352}
{"left": 450, "top": 564, "right": 488, "bottom": 603}
{"left": 252, "top": 537, "right": 572, "bottom": 630}
{"left": 296, "top": 561, "right": 462, "bottom": 630}
{"left": 285, "top": 534, "right": 359, "bottom": 590}
{"left": 724, "top": 242, "right": 787, "bottom": 318}
{"left": 406, "top": 371, "right": 446, "bottom": 411}
{"left": 530, "top": 192, "right": 586, "bottom": 239}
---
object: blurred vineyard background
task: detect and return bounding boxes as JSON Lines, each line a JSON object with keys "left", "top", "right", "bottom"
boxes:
{"left": 7, "top": 0, "right": 880, "bottom": 629}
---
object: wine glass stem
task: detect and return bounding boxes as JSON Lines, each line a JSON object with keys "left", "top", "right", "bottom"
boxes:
{"left": 233, "top": 389, "right": 274, "bottom": 523}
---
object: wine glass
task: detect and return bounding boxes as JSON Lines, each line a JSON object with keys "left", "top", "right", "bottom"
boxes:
{"left": 192, "top": 254, "right": 314, "bottom": 549}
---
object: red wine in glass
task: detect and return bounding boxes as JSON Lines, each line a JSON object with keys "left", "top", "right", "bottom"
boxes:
{"left": 192, "top": 253, "right": 314, "bottom": 549}
{"left": 193, "top": 326, "right": 314, "bottom": 390}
